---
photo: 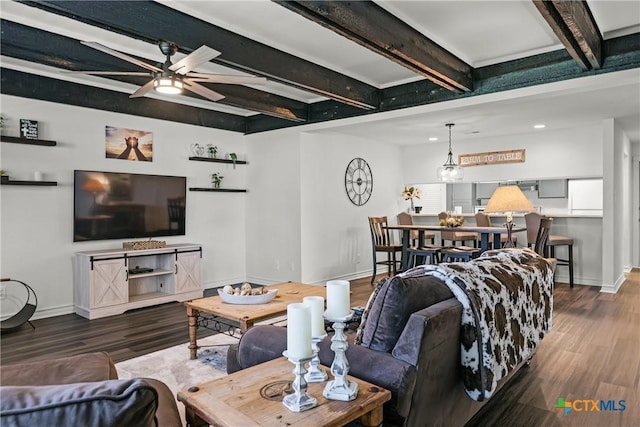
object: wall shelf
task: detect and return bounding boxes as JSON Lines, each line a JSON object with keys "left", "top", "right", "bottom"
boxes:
{"left": 188, "top": 156, "right": 247, "bottom": 165}
{"left": 1, "top": 178, "right": 57, "bottom": 186}
{"left": 1, "top": 136, "right": 57, "bottom": 146}
{"left": 189, "top": 187, "right": 247, "bottom": 193}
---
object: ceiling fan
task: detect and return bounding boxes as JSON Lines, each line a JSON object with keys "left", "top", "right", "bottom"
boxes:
{"left": 74, "top": 40, "right": 267, "bottom": 102}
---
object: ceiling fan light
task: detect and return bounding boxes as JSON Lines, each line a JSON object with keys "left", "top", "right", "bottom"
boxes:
{"left": 154, "top": 76, "right": 183, "bottom": 94}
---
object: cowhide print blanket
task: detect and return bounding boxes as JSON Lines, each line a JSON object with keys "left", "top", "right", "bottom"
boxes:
{"left": 405, "top": 247, "right": 554, "bottom": 401}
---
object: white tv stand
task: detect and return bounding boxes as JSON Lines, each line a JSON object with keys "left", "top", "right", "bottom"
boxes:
{"left": 73, "top": 243, "right": 202, "bottom": 319}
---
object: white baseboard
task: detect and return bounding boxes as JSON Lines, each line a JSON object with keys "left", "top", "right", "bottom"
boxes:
{"left": 30, "top": 304, "right": 75, "bottom": 320}
{"left": 600, "top": 272, "right": 626, "bottom": 294}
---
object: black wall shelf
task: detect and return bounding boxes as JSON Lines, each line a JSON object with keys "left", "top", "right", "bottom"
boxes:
{"left": 188, "top": 156, "right": 247, "bottom": 165}
{"left": 189, "top": 187, "right": 246, "bottom": 193}
{"left": 1, "top": 136, "right": 57, "bottom": 146}
{"left": 1, "top": 179, "right": 57, "bottom": 186}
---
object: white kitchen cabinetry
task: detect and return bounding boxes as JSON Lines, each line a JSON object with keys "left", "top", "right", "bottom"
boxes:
{"left": 74, "top": 244, "right": 202, "bottom": 319}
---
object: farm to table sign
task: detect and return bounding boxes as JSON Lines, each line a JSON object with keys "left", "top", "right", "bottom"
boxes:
{"left": 458, "top": 149, "right": 525, "bottom": 167}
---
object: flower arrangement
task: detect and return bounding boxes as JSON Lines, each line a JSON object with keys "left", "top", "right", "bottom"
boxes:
{"left": 439, "top": 215, "right": 465, "bottom": 227}
{"left": 401, "top": 186, "right": 421, "bottom": 212}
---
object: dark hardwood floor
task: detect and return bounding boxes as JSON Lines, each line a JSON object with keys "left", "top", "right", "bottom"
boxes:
{"left": 1, "top": 273, "right": 638, "bottom": 426}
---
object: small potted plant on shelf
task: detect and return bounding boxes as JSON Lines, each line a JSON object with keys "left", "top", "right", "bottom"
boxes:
{"left": 228, "top": 152, "right": 238, "bottom": 169}
{"left": 207, "top": 144, "right": 218, "bottom": 159}
{"left": 210, "top": 173, "right": 224, "bottom": 189}
{"left": 1, "top": 170, "right": 8, "bottom": 184}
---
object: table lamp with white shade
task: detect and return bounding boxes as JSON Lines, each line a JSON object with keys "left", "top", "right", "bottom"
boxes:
{"left": 483, "top": 185, "right": 534, "bottom": 248}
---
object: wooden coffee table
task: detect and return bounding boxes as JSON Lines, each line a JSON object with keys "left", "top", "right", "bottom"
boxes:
{"left": 185, "top": 282, "right": 325, "bottom": 359}
{"left": 178, "top": 356, "right": 391, "bottom": 427}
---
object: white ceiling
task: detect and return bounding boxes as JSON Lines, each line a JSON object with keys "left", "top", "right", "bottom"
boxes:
{"left": 2, "top": 0, "right": 639, "bottom": 143}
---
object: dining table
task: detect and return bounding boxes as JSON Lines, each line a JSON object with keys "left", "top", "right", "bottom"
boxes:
{"left": 384, "top": 224, "right": 526, "bottom": 270}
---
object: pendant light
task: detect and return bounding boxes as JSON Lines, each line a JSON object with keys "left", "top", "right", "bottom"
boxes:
{"left": 437, "top": 123, "right": 464, "bottom": 182}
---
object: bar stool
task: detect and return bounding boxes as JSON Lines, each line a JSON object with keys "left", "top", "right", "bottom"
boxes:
{"left": 474, "top": 212, "right": 516, "bottom": 248}
{"left": 440, "top": 246, "right": 479, "bottom": 262}
{"left": 548, "top": 235, "right": 574, "bottom": 288}
{"left": 525, "top": 212, "right": 574, "bottom": 287}
{"left": 407, "top": 245, "right": 441, "bottom": 267}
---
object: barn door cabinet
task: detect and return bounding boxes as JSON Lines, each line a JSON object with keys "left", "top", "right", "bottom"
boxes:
{"left": 73, "top": 243, "right": 202, "bottom": 319}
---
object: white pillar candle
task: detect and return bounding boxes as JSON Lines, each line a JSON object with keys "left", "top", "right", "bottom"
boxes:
{"left": 303, "top": 296, "right": 325, "bottom": 338}
{"left": 324, "top": 280, "right": 351, "bottom": 319}
{"left": 286, "top": 303, "right": 312, "bottom": 359}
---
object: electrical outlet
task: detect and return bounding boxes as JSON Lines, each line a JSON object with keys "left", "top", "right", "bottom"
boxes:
{"left": 356, "top": 253, "right": 361, "bottom": 264}
{"left": 0, "top": 284, "right": 7, "bottom": 300}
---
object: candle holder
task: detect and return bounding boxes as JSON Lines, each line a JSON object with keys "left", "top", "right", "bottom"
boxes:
{"left": 305, "top": 333, "right": 328, "bottom": 383}
{"left": 323, "top": 311, "right": 358, "bottom": 401}
{"left": 282, "top": 351, "right": 318, "bottom": 412}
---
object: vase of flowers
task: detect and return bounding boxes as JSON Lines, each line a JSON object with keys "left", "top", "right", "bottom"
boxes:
{"left": 439, "top": 214, "right": 465, "bottom": 227}
{"left": 401, "top": 186, "right": 421, "bottom": 212}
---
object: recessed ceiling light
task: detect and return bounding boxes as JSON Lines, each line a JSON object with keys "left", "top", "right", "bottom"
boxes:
{"left": 533, "top": 124, "right": 546, "bottom": 129}
{"left": 428, "top": 137, "right": 438, "bottom": 141}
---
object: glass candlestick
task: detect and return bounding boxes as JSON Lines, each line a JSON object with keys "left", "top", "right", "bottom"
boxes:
{"left": 282, "top": 351, "right": 318, "bottom": 412}
{"left": 323, "top": 311, "right": 358, "bottom": 401}
{"left": 305, "top": 333, "right": 328, "bottom": 383}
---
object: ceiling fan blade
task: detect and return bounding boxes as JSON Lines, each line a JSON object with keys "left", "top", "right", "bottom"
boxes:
{"left": 66, "top": 71, "right": 150, "bottom": 76}
{"left": 186, "top": 74, "right": 267, "bottom": 85}
{"left": 81, "top": 41, "right": 162, "bottom": 73}
{"left": 129, "top": 80, "right": 156, "bottom": 98}
{"left": 169, "top": 45, "right": 221, "bottom": 75}
{"left": 184, "top": 81, "right": 225, "bottom": 102}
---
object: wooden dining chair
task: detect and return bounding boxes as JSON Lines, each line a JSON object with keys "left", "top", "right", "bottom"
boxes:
{"left": 438, "top": 212, "right": 477, "bottom": 247}
{"left": 397, "top": 212, "right": 435, "bottom": 246}
{"left": 474, "top": 212, "right": 516, "bottom": 248}
{"left": 368, "top": 216, "right": 403, "bottom": 285}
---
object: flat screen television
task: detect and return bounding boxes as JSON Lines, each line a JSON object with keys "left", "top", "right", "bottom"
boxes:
{"left": 73, "top": 170, "right": 187, "bottom": 242}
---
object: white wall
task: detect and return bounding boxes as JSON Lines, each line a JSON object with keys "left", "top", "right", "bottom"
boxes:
{"left": 244, "top": 128, "right": 302, "bottom": 284}
{"left": 403, "top": 124, "right": 603, "bottom": 184}
{"left": 299, "top": 131, "right": 404, "bottom": 284}
{"left": 244, "top": 128, "right": 404, "bottom": 285}
{"left": 601, "top": 118, "right": 633, "bottom": 293}
{"left": 0, "top": 96, "right": 247, "bottom": 318}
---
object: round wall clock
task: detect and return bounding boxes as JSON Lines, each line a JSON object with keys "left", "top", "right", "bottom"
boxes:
{"left": 344, "top": 157, "right": 373, "bottom": 206}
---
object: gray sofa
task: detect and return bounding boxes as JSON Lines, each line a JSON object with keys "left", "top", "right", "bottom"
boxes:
{"left": 0, "top": 352, "right": 181, "bottom": 427}
{"left": 227, "top": 249, "right": 555, "bottom": 427}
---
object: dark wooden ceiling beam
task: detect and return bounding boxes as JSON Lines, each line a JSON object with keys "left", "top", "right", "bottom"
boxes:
{"left": 275, "top": 0, "right": 472, "bottom": 92}
{"left": 0, "top": 19, "right": 308, "bottom": 122}
{"left": 0, "top": 68, "right": 247, "bottom": 132}
{"left": 533, "top": 0, "right": 603, "bottom": 70}
{"left": 17, "top": 0, "right": 379, "bottom": 110}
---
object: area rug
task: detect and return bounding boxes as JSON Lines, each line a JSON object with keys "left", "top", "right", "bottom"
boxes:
{"left": 115, "top": 333, "right": 238, "bottom": 426}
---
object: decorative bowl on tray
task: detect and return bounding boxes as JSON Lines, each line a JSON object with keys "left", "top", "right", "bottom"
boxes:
{"left": 217, "top": 288, "right": 278, "bottom": 305}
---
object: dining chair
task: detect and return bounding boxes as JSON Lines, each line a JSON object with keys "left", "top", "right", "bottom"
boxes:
{"left": 368, "top": 216, "right": 403, "bottom": 285}
{"left": 438, "top": 212, "right": 477, "bottom": 247}
{"left": 534, "top": 217, "right": 553, "bottom": 257}
{"left": 397, "top": 212, "right": 435, "bottom": 246}
{"left": 525, "top": 212, "right": 574, "bottom": 287}
{"left": 474, "top": 212, "right": 516, "bottom": 248}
